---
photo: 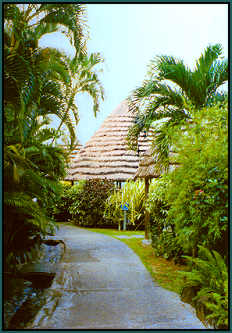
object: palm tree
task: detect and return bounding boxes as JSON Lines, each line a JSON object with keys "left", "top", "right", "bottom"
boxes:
{"left": 3, "top": 3, "right": 104, "bottom": 268}
{"left": 4, "top": 3, "right": 87, "bottom": 56}
{"left": 4, "top": 4, "right": 104, "bottom": 149}
{"left": 4, "top": 3, "right": 89, "bottom": 149}
{"left": 127, "top": 44, "right": 228, "bottom": 170}
{"left": 69, "top": 52, "right": 105, "bottom": 116}
{"left": 52, "top": 52, "right": 105, "bottom": 145}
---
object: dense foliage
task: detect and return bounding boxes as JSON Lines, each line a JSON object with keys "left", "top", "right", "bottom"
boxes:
{"left": 146, "top": 177, "right": 182, "bottom": 261}
{"left": 180, "top": 246, "right": 228, "bottom": 329}
{"left": 53, "top": 180, "right": 115, "bottom": 227}
{"left": 70, "top": 180, "right": 115, "bottom": 227}
{"left": 4, "top": 4, "right": 104, "bottom": 269}
{"left": 148, "top": 103, "right": 228, "bottom": 257}
{"left": 104, "top": 180, "right": 145, "bottom": 229}
{"left": 53, "top": 180, "right": 146, "bottom": 230}
{"left": 165, "top": 103, "right": 228, "bottom": 259}
{"left": 146, "top": 103, "right": 228, "bottom": 327}
{"left": 49, "top": 182, "right": 74, "bottom": 222}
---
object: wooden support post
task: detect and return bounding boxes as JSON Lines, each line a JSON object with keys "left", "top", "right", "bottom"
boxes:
{"left": 117, "top": 181, "right": 122, "bottom": 230}
{"left": 144, "top": 177, "right": 150, "bottom": 240}
{"left": 123, "top": 210, "right": 127, "bottom": 231}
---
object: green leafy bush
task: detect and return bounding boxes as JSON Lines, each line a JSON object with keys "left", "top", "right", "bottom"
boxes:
{"left": 179, "top": 246, "right": 228, "bottom": 329}
{"left": 67, "top": 179, "right": 114, "bottom": 227}
{"left": 151, "top": 229, "right": 183, "bottom": 261}
{"left": 104, "top": 180, "right": 145, "bottom": 229}
{"left": 50, "top": 182, "right": 83, "bottom": 222}
{"left": 147, "top": 176, "right": 183, "bottom": 261}
{"left": 4, "top": 139, "right": 67, "bottom": 270}
{"left": 165, "top": 103, "right": 228, "bottom": 258}
{"left": 147, "top": 177, "right": 169, "bottom": 231}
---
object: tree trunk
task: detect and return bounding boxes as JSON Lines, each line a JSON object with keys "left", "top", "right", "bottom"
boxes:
{"left": 144, "top": 178, "right": 150, "bottom": 240}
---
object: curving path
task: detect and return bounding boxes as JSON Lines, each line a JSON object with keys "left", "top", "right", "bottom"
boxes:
{"left": 29, "top": 224, "right": 205, "bottom": 329}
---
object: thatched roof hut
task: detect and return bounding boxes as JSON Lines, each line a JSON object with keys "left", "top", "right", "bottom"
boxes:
{"left": 134, "top": 148, "right": 180, "bottom": 180}
{"left": 134, "top": 146, "right": 180, "bottom": 240}
{"left": 134, "top": 148, "right": 160, "bottom": 180}
{"left": 67, "top": 100, "right": 153, "bottom": 182}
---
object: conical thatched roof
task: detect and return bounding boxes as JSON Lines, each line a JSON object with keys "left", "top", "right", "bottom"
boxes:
{"left": 134, "top": 148, "right": 161, "bottom": 180}
{"left": 134, "top": 148, "right": 180, "bottom": 180}
{"left": 134, "top": 118, "right": 195, "bottom": 180}
{"left": 67, "top": 100, "right": 153, "bottom": 181}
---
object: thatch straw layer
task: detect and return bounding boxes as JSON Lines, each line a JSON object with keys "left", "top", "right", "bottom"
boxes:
{"left": 134, "top": 149, "right": 180, "bottom": 180}
{"left": 67, "top": 100, "right": 153, "bottom": 181}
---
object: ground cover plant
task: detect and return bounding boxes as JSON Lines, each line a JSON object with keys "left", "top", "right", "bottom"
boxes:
{"left": 179, "top": 246, "right": 228, "bottom": 329}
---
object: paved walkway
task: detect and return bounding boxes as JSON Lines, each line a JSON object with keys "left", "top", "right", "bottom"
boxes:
{"left": 28, "top": 224, "right": 205, "bottom": 329}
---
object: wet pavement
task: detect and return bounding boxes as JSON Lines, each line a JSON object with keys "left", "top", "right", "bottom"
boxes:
{"left": 27, "top": 224, "right": 206, "bottom": 329}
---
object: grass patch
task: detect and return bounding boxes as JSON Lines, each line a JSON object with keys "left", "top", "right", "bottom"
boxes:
{"left": 84, "top": 228, "right": 144, "bottom": 238}
{"left": 81, "top": 226, "right": 186, "bottom": 295}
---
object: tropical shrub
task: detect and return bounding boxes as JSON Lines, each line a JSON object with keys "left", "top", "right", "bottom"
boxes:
{"left": 179, "top": 246, "right": 228, "bottom": 329}
{"left": 146, "top": 176, "right": 183, "bottom": 261}
{"left": 165, "top": 103, "right": 228, "bottom": 258}
{"left": 4, "top": 3, "right": 83, "bottom": 269}
{"left": 49, "top": 182, "right": 74, "bottom": 221}
{"left": 104, "top": 180, "right": 145, "bottom": 229}
{"left": 4, "top": 127, "right": 67, "bottom": 270}
{"left": 151, "top": 230, "right": 183, "bottom": 262}
{"left": 147, "top": 176, "right": 169, "bottom": 234}
{"left": 67, "top": 180, "right": 115, "bottom": 227}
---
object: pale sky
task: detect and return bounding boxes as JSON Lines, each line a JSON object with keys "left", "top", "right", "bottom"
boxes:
{"left": 39, "top": 3, "right": 228, "bottom": 145}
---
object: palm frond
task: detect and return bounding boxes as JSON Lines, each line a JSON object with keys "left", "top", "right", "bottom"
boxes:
{"left": 195, "top": 44, "right": 223, "bottom": 73}
{"left": 39, "top": 4, "right": 88, "bottom": 57}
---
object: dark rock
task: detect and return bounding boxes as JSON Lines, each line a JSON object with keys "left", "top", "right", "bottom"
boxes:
{"left": 180, "top": 286, "right": 199, "bottom": 304}
{"left": 42, "top": 239, "right": 65, "bottom": 247}
{"left": 195, "top": 295, "right": 212, "bottom": 328}
{"left": 17, "top": 263, "right": 57, "bottom": 288}
{"left": 21, "top": 272, "right": 55, "bottom": 289}
{"left": 8, "top": 290, "right": 47, "bottom": 329}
